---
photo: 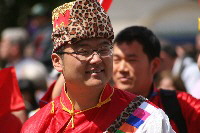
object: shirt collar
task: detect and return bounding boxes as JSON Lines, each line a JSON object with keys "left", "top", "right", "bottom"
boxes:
{"left": 60, "top": 83, "right": 114, "bottom": 111}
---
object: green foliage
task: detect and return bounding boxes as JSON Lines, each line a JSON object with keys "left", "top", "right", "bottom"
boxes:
{"left": 0, "top": 0, "right": 72, "bottom": 33}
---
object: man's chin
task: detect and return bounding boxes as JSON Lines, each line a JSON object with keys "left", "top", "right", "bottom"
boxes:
{"left": 85, "top": 79, "right": 107, "bottom": 88}
{"left": 117, "top": 85, "right": 134, "bottom": 92}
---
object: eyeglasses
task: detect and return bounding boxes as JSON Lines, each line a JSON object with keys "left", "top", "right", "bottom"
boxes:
{"left": 56, "top": 45, "right": 113, "bottom": 60}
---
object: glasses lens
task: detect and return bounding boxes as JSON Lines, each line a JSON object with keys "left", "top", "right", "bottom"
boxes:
{"left": 98, "top": 46, "right": 112, "bottom": 56}
{"left": 75, "top": 46, "right": 113, "bottom": 60}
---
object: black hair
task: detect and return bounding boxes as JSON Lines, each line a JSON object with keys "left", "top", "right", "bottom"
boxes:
{"left": 161, "top": 44, "right": 177, "bottom": 59}
{"left": 114, "top": 26, "right": 160, "bottom": 61}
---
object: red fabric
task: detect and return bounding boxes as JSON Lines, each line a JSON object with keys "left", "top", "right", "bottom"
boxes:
{"left": 150, "top": 90, "right": 200, "bottom": 133}
{"left": 0, "top": 67, "right": 25, "bottom": 116}
{"left": 53, "top": 10, "right": 70, "bottom": 30}
{"left": 21, "top": 84, "right": 136, "bottom": 133}
{"left": 39, "top": 81, "right": 56, "bottom": 108}
{"left": 0, "top": 113, "right": 22, "bottom": 133}
{"left": 98, "top": 0, "right": 112, "bottom": 12}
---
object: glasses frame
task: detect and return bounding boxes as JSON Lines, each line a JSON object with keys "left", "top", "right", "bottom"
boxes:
{"left": 55, "top": 45, "right": 113, "bottom": 60}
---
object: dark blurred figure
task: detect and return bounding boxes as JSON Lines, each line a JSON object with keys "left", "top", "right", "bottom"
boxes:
{"left": 157, "top": 44, "right": 186, "bottom": 92}
{"left": 29, "top": 3, "right": 53, "bottom": 72}
{"left": 158, "top": 42, "right": 200, "bottom": 95}
{"left": 0, "top": 27, "right": 48, "bottom": 103}
{"left": 0, "top": 27, "right": 48, "bottom": 83}
{"left": 159, "top": 44, "right": 177, "bottom": 72}
{"left": 172, "top": 43, "right": 200, "bottom": 94}
{"left": 18, "top": 79, "right": 39, "bottom": 116}
{"left": 156, "top": 71, "right": 186, "bottom": 92}
{"left": 0, "top": 27, "right": 28, "bottom": 68}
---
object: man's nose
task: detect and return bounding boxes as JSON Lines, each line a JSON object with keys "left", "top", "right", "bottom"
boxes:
{"left": 118, "top": 60, "right": 129, "bottom": 72}
{"left": 89, "top": 52, "right": 102, "bottom": 64}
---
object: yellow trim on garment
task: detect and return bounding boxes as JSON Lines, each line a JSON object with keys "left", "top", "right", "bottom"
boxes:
{"left": 51, "top": 101, "right": 55, "bottom": 114}
{"left": 60, "top": 85, "right": 114, "bottom": 129}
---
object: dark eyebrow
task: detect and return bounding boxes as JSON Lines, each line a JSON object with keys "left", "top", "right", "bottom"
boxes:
{"left": 113, "top": 53, "right": 138, "bottom": 58}
{"left": 126, "top": 54, "right": 138, "bottom": 58}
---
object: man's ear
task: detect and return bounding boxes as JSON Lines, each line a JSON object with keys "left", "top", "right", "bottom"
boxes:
{"left": 51, "top": 53, "right": 63, "bottom": 72}
{"left": 150, "top": 57, "right": 161, "bottom": 75}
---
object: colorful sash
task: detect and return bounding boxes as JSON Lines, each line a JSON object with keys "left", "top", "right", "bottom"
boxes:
{"left": 105, "top": 96, "right": 158, "bottom": 133}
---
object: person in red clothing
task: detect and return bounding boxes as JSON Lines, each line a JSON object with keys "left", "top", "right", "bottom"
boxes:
{"left": 112, "top": 25, "right": 200, "bottom": 133}
{"left": 21, "top": 1, "right": 174, "bottom": 133}
{"left": 0, "top": 67, "right": 27, "bottom": 133}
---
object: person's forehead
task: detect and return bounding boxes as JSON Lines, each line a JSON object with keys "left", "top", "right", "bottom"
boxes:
{"left": 113, "top": 42, "right": 146, "bottom": 57}
{"left": 73, "top": 38, "right": 110, "bottom": 48}
{"left": 1, "top": 37, "right": 11, "bottom": 44}
{"left": 113, "top": 45, "right": 137, "bottom": 57}
{"left": 114, "top": 41, "right": 143, "bottom": 52}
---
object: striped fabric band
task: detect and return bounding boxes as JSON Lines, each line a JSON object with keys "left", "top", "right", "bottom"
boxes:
{"left": 116, "top": 101, "right": 157, "bottom": 133}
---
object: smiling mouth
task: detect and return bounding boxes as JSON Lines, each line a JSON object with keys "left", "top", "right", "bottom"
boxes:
{"left": 119, "top": 77, "right": 132, "bottom": 82}
{"left": 86, "top": 69, "right": 104, "bottom": 74}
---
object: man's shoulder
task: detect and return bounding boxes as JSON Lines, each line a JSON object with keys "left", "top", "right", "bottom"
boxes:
{"left": 138, "top": 99, "right": 161, "bottom": 115}
{"left": 109, "top": 98, "right": 174, "bottom": 133}
{"left": 113, "top": 87, "right": 137, "bottom": 100}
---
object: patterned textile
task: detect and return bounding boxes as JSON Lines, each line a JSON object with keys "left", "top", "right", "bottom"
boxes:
{"left": 105, "top": 96, "right": 146, "bottom": 132}
{"left": 105, "top": 97, "right": 163, "bottom": 133}
{"left": 116, "top": 101, "right": 158, "bottom": 133}
{"left": 51, "top": 0, "right": 114, "bottom": 53}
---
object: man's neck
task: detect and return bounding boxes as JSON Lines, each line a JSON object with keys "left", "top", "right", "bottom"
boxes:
{"left": 66, "top": 85, "right": 104, "bottom": 110}
{"left": 146, "top": 83, "right": 155, "bottom": 99}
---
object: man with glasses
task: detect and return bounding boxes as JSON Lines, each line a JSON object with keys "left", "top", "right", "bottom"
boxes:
{"left": 21, "top": 0, "right": 174, "bottom": 132}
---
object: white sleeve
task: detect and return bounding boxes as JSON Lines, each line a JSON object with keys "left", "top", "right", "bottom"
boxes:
{"left": 135, "top": 109, "right": 175, "bottom": 133}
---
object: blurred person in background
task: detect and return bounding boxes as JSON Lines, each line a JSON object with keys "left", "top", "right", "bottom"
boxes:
{"left": 18, "top": 79, "right": 39, "bottom": 116}
{"left": 17, "top": 60, "right": 48, "bottom": 103}
{"left": 195, "top": 33, "right": 200, "bottom": 55}
{"left": 0, "top": 27, "right": 48, "bottom": 109}
{"left": 172, "top": 43, "right": 200, "bottom": 95}
{"left": 112, "top": 26, "right": 200, "bottom": 133}
{"left": 157, "top": 44, "right": 187, "bottom": 92}
{"left": 159, "top": 43, "right": 177, "bottom": 72}
{"left": 189, "top": 34, "right": 200, "bottom": 99}
{"left": 155, "top": 71, "right": 186, "bottom": 92}
{"left": 158, "top": 41, "right": 200, "bottom": 96}
{"left": 190, "top": 52, "right": 200, "bottom": 99}
{"left": 0, "top": 67, "right": 26, "bottom": 133}
{"left": 28, "top": 3, "right": 53, "bottom": 72}
{"left": 0, "top": 27, "right": 28, "bottom": 70}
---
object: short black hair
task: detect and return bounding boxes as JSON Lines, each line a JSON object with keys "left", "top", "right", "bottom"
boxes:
{"left": 114, "top": 26, "right": 160, "bottom": 61}
{"left": 161, "top": 44, "right": 177, "bottom": 59}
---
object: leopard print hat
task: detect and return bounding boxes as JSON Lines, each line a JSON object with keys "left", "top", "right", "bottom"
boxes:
{"left": 52, "top": 0, "right": 114, "bottom": 53}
